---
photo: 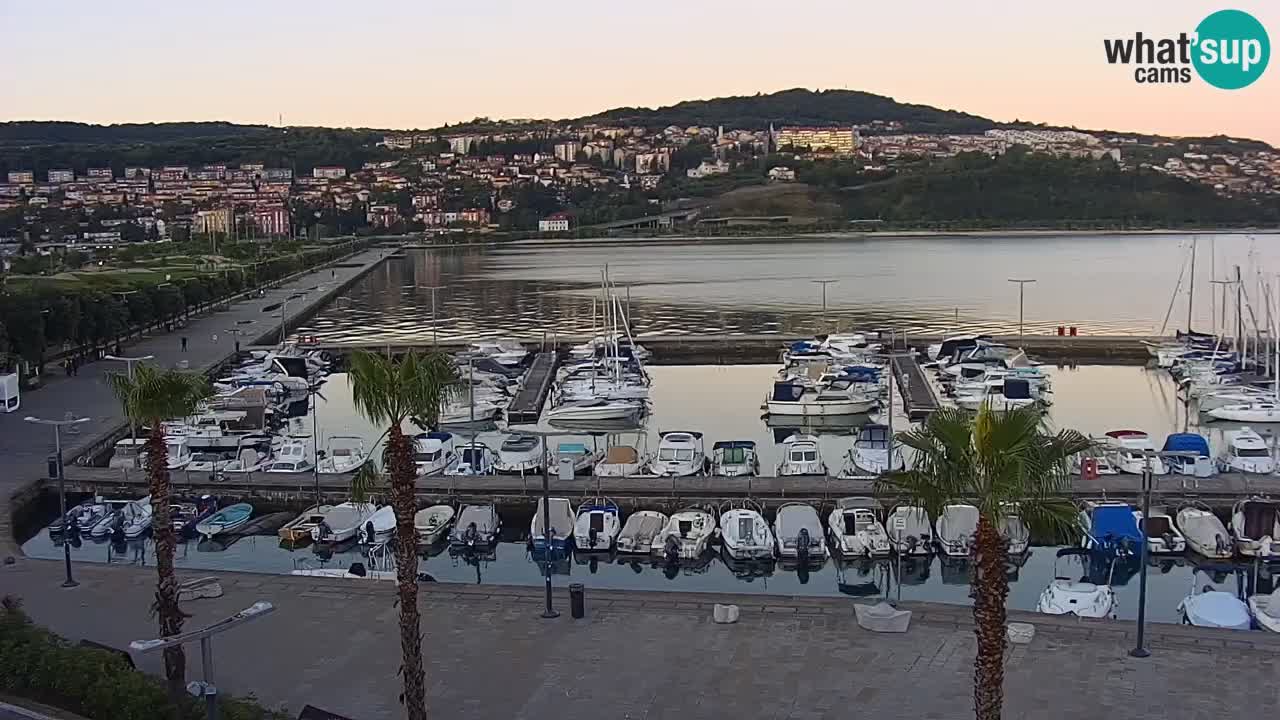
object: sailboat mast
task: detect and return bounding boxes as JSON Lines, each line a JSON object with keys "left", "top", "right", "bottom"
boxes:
{"left": 1274, "top": 273, "right": 1278, "bottom": 398}
{"left": 1237, "top": 265, "right": 1244, "bottom": 360}
{"left": 1210, "top": 237, "right": 1217, "bottom": 336}
{"left": 1186, "top": 237, "right": 1196, "bottom": 333}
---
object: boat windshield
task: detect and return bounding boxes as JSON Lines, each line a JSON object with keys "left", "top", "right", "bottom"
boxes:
{"left": 274, "top": 462, "right": 299, "bottom": 471}
{"left": 737, "top": 517, "right": 754, "bottom": 539}
{"left": 192, "top": 453, "right": 221, "bottom": 462}
{"left": 792, "top": 450, "right": 817, "bottom": 462}
{"left": 721, "top": 447, "right": 747, "bottom": 464}
{"left": 659, "top": 448, "right": 693, "bottom": 461}
{"left": 416, "top": 450, "right": 442, "bottom": 462}
{"left": 1236, "top": 447, "right": 1270, "bottom": 458}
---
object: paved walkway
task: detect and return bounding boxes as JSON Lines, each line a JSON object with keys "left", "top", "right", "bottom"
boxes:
{"left": 0, "top": 247, "right": 393, "bottom": 555}
{"left": 3, "top": 559, "right": 1276, "bottom": 720}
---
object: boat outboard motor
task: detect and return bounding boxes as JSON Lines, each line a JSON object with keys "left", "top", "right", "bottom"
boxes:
{"left": 365, "top": 520, "right": 376, "bottom": 544}
{"left": 797, "top": 528, "right": 811, "bottom": 562}
{"left": 664, "top": 534, "right": 681, "bottom": 564}
{"left": 1214, "top": 533, "right": 1230, "bottom": 556}
{"left": 463, "top": 522, "right": 479, "bottom": 547}
{"left": 588, "top": 526, "right": 598, "bottom": 550}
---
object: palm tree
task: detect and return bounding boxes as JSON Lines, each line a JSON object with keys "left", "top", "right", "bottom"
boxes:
{"left": 107, "top": 365, "right": 211, "bottom": 700}
{"left": 877, "top": 405, "right": 1090, "bottom": 720}
{"left": 347, "top": 350, "right": 459, "bottom": 720}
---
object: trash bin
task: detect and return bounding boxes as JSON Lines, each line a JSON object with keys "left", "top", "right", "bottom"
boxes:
{"left": 569, "top": 583, "right": 585, "bottom": 619}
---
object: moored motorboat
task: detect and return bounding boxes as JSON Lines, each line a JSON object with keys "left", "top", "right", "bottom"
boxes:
{"left": 1000, "top": 505, "right": 1031, "bottom": 556}
{"left": 1101, "top": 430, "right": 1168, "bottom": 475}
{"left": 935, "top": 504, "right": 979, "bottom": 557}
{"left": 413, "top": 505, "right": 456, "bottom": 544}
{"left": 309, "top": 502, "right": 376, "bottom": 543}
{"left": 317, "top": 436, "right": 369, "bottom": 475}
{"left": 1231, "top": 497, "right": 1280, "bottom": 558}
{"left": 711, "top": 441, "right": 758, "bottom": 477}
{"left": 1079, "top": 500, "right": 1142, "bottom": 556}
{"left": 616, "top": 510, "right": 667, "bottom": 554}
{"left": 494, "top": 434, "right": 545, "bottom": 475}
{"left": 594, "top": 445, "right": 646, "bottom": 477}
{"left": 647, "top": 431, "right": 707, "bottom": 477}
{"left": 773, "top": 503, "right": 827, "bottom": 564}
{"left": 172, "top": 496, "right": 218, "bottom": 537}
{"left": 1178, "top": 570, "right": 1251, "bottom": 630}
{"left": 574, "top": 500, "right": 621, "bottom": 552}
{"left": 1218, "top": 427, "right": 1275, "bottom": 474}
{"left": 446, "top": 440, "right": 498, "bottom": 476}
{"left": 195, "top": 503, "right": 254, "bottom": 539}
{"left": 1161, "top": 433, "right": 1216, "bottom": 477}
{"left": 449, "top": 504, "right": 501, "bottom": 548}
{"left": 278, "top": 504, "right": 334, "bottom": 544}
{"left": 361, "top": 505, "right": 396, "bottom": 543}
{"left": 1206, "top": 401, "right": 1280, "bottom": 423}
{"left": 1036, "top": 547, "right": 1116, "bottom": 618}
{"left": 413, "top": 432, "right": 455, "bottom": 476}
{"left": 1175, "top": 502, "right": 1234, "bottom": 558}
{"left": 651, "top": 508, "right": 716, "bottom": 561}
{"left": 827, "top": 497, "right": 890, "bottom": 558}
{"left": 885, "top": 505, "right": 932, "bottom": 556}
{"left": 776, "top": 434, "right": 826, "bottom": 476}
{"left": 530, "top": 497, "right": 575, "bottom": 552}
{"left": 1249, "top": 587, "right": 1280, "bottom": 632}
{"left": 550, "top": 442, "right": 602, "bottom": 476}
{"left": 719, "top": 506, "right": 775, "bottom": 560}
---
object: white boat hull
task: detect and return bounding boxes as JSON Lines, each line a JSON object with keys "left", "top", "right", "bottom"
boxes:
{"left": 766, "top": 398, "right": 877, "bottom": 416}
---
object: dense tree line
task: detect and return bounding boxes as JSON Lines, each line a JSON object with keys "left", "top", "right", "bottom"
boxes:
{"left": 838, "top": 150, "right": 1280, "bottom": 225}
{"left": 580, "top": 88, "right": 997, "bottom": 135}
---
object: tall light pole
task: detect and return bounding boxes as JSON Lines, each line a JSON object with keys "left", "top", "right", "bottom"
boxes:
{"left": 105, "top": 354, "right": 153, "bottom": 447}
{"left": 1129, "top": 449, "right": 1200, "bottom": 658}
{"left": 423, "top": 285, "right": 445, "bottom": 347}
{"left": 275, "top": 293, "right": 306, "bottom": 345}
{"left": 25, "top": 414, "right": 91, "bottom": 587}
{"left": 812, "top": 279, "right": 839, "bottom": 332}
{"left": 1007, "top": 278, "right": 1036, "bottom": 341}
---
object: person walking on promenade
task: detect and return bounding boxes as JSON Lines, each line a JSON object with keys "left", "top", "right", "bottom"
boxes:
{"left": 180, "top": 336, "right": 188, "bottom": 352}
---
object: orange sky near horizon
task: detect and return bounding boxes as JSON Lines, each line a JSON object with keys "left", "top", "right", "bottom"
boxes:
{"left": 1, "top": 1, "right": 1276, "bottom": 143}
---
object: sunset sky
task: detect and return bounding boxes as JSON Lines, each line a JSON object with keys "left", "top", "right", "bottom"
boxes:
{"left": 2, "top": 1, "right": 1276, "bottom": 143}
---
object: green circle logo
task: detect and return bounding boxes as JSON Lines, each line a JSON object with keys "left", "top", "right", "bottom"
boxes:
{"left": 1193, "top": 9, "right": 1270, "bottom": 89}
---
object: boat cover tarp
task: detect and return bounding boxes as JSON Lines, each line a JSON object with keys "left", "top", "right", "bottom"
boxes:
{"left": 1091, "top": 505, "right": 1143, "bottom": 546}
{"left": 1242, "top": 502, "right": 1279, "bottom": 539}
{"left": 1162, "top": 433, "right": 1210, "bottom": 456}
{"left": 854, "top": 602, "right": 912, "bottom": 633}
{"left": 605, "top": 446, "right": 638, "bottom": 464}
{"left": 772, "top": 383, "right": 806, "bottom": 401}
{"left": 1182, "top": 592, "right": 1251, "bottom": 630}
{"left": 1004, "top": 378, "right": 1032, "bottom": 400}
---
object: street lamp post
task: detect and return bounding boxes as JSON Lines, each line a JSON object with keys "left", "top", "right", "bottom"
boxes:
{"left": 1007, "top": 278, "right": 1036, "bottom": 341}
{"left": 25, "top": 415, "right": 91, "bottom": 587}
{"left": 812, "top": 279, "right": 839, "bottom": 332}
{"left": 1129, "top": 449, "right": 1200, "bottom": 658}
{"left": 276, "top": 293, "right": 306, "bottom": 345}
{"left": 423, "top": 285, "right": 444, "bottom": 347}
{"left": 104, "top": 354, "right": 154, "bottom": 446}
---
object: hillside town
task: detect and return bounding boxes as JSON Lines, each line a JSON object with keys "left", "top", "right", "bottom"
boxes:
{"left": 2, "top": 120, "right": 1279, "bottom": 254}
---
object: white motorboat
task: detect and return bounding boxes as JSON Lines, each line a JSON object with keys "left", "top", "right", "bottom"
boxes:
{"left": 827, "top": 497, "right": 891, "bottom": 558}
{"left": 549, "top": 442, "right": 602, "bottom": 476}
{"left": 49, "top": 500, "right": 110, "bottom": 535}
{"left": 1036, "top": 547, "right": 1116, "bottom": 619}
{"left": 413, "top": 505, "right": 456, "bottom": 544}
{"left": 885, "top": 505, "right": 932, "bottom": 556}
{"left": 545, "top": 398, "right": 643, "bottom": 423}
{"left": 1134, "top": 505, "right": 1186, "bottom": 554}
{"left": 953, "top": 378, "right": 1041, "bottom": 412}
{"left": 719, "top": 506, "right": 775, "bottom": 560}
{"left": 310, "top": 502, "right": 377, "bottom": 543}
{"left": 1101, "top": 430, "right": 1168, "bottom": 475}
{"left": 121, "top": 497, "right": 154, "bottom": 539}
{"left": 1079, "top": 500, "right": 1143, "bottom": 556}
{"left": 574, "top": 500, "right": 621, "bottom": 552}
{"left": 493, "top": 434, "right": 544, "bottom": 475}
{"left": 1207, "top": 400, "right": 1280, "bottom": 423}
{"left": 166, "top": 437, "right": 193, "bottom": 470}
{"left": 221, "top": 446, "right": 271, "bottom": 473}
{"left": 616, "top": 510, "right": 667, "bottom": 554}
{"left": 1232, "top": 497, "right": 1280, "bottom": 557}
{"left": 465, "top": 339, "right": 528, "bottom": 367}
{"left": 413, "top": 432, "right": 456, "bottom": 476}
{"left": 1178, "top": 571, "right": 1251, "bottom": 630}
{"left": 1249, "top": 588, "right": 1280, "bottom": 632}
{"left": 776, "top": 434, "right": 826, "bottom": 476}
{"left": 1218, "top": 427, "right": 1275, "bottom": 474}
{"left": 278, "top": 504, "right": 334, "bottom": 544}
{"left": 317, "top": 436, "right": 369, "bottom": 475}
{"left": 651, "top": 508, "right": 717, "bottom": 560}
{"left": 935, "top": 504, "right": 979, "bottom": 557}
{"left": 1175, "top": 503, "right": 1234, "bottom": 558}
{"left": 711, "top": 441, "right": 758, "bottom": 477}
{"left": 594, "top": 445, "right": 646, "bottom": 477}
{"left": 89, "top": 501, "right": 131, "bottom": 538}
{"left": 773, "top": 503, "right": 827, "bottom": 563}
{"left": 359, "top": 505, "right": 396, "bottom": 543}
{"left": 446, "top": 441, "right": 498, "bottom": 476}
{"left": 530, "top": 497, "right": 575, "bottom": 552}
{"left": 927, "top": 333, "right": 991, "bottom": 362}
{"left": 109, "top": 438, "right": 147, "bottom": 469}
{"left": 766, "top": 380, "right": 878, "bottom": 417}
{"left": 264, "top": 438, "right": 314, "bottom": 474}
{"left": 438, "top": 399, "right": 504, "bottom": 426}
{"left": 186, "top": 451, "right": 233, "bottom": 474}
{"left": 1000, "top": 505, "right": 1031, "bottom": 555}
{"left": 1197, "top": 387, "right": 1277, "bottom": 411}
{"left": 1070, "top": 446, "right": 1119, "bottom": 476}
{"left": 647, "top": 431, "right": 707, "bottom": 477}
{"left": 449, "top": 504, "right": 500, "bottom": 547}
{"left": 839, "top": 423, "right": 904, "bottom": 477}
{"left": 1160, "top": 433, "right": 1216, "bottom": 477}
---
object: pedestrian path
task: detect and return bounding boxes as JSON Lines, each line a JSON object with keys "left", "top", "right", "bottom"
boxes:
{"left": 4, "top": 559, "right": 1276, "bottom": 720}
{"left": 0, "top": 247, "right": 392, "bottom": 554}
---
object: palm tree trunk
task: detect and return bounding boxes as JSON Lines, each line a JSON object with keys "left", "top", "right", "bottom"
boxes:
{"left": 388, "top": 425, "right": 427, "bottom": 720}
{"left": 971, "top": 515, "right": 1008, "bottom": 720}
{"left": 145, "top": 425, "right": 186, "bottom": 701}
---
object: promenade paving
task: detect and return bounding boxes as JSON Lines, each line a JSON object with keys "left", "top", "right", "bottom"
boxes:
{"left": 0, "top": 246, "right": 394, "bottom": 555}
{"left": 3, "top": 558, "right": 1276, "bottom": 720}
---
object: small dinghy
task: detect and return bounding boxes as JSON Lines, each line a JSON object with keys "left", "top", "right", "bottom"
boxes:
{"left": 195, "top": 503, "right": 254, "bottom": 539}
{"left": 1179, "top": 570, "right": 1251, "bottom": 630}
{"left": 1232, "top": 497, "right": 1280, "bottom": 557}
{"left": 531, "top": 497, "right": 575, "bottom": 552}
{"left": 828, "top": 497, "right": 890, "bottom": 558}
{"left": 49, "top": 500, "right": 109, "bottom": 536}
{"left": 278, "top": 504, "right": 334, "bottom": 545}
{"left": 651, "top": 508, "right": 716, "bottom": 560}
{"left": 1249, "top": 587, "right": 1280, "bottom": 632}
{"left": 121, "top": 498, "right": 154, "bottom": 539}
{"left": 413, "top": 505, "right": 455, "bottom": 544}
{"left": 886, "top": 505, "right": 932, "bottom": 556}
{"left": 594, "top": 445, "right": 645, "bottom": 477}
{"left": 309, "top": 502, "right": 376, "bottom": 543}
{"left": 1176, "top": 502, "right": 1234, "bottom": 559}
{"left": 449, "top": 504, "right": 500, "bottom": 548}
{"left": 935, "top": 504, "right": 979, "bottom": 557}
{"left": 360, "top": 506, "right": 396, "bottom": 543}
{"left": 773, "top": 502, "right": 828, "bottom": 564}
{"left": 574, "top": 500, "right": 621, "bottom": 552}
{"left": 719, "top": 505, "right": 775, "bottom": 560}
{"left": 1134, "top": 505, "right": 1186, "bottom": 554}
{"left": 1036, "top": 547, "right": 1116, "bottom": 619}
{"left": 616, "top": 510, "right": 667, "bottom": 554}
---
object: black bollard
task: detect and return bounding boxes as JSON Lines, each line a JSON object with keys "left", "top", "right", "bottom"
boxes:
{"left": 569, "top": 583, "right": 585, "bottom": 619}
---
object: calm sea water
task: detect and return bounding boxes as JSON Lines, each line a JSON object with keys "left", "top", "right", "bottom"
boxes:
{"left": 294, "top": 233, "right": 1280, "bottom": 343}
{"left": 23, "top": 364, "right": 1280, "bottom": 625}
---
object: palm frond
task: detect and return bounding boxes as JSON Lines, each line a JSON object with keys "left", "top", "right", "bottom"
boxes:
{"left": 107, "top": 365, "right": 211, "bottom": 425}
{"left": 348, "top": 349, "right": 462, "bottom": 430}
